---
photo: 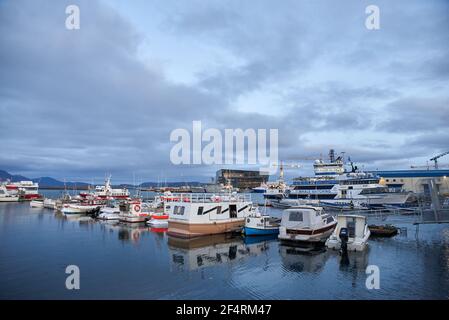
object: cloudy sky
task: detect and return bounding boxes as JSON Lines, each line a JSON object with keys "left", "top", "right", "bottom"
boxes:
{"left": 1, "top": 0, "right": 448, "bottom": 183}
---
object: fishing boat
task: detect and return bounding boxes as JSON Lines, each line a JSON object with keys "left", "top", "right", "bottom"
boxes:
{"left": 243, "top": 208, "right": 280, "bottom": 236}
{"left": 30, "top": 199, "right": 44, "bottom": 208}
{"left": 166, "top": 193, "right": 253, "bottom": 238}
{"left": 326, "top": 215, "right": 370, "bottom": 252}
{"left": 0, "top": 185, "right": 19, "bottom": 202}
{"left": 80, "top": 175, "right": 130, "bottom": 200}
{"left": 118, "top": 200, "right": 150, "bottom": 223}
{"left": 278, "top": 206, "right": 337, "bottom": 243}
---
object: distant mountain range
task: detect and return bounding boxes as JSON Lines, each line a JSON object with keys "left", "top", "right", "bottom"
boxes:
{"left": 0, "top": 170, "right": 202, "bottom": 188}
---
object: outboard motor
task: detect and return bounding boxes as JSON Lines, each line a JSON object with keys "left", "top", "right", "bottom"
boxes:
{"left": 339, "top": 227, "right": 349, "bottom": 266}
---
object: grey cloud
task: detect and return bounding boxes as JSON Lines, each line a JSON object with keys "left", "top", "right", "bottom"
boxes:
{"left": 1, "top": 0, "right": 448, "bottom": 181}
{"left": 378, "top": 97, "right": 449, "bottom": 133}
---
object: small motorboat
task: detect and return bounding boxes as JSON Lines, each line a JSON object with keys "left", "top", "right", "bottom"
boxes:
{"left": 368, "top": 224, "right": 398, "bottom": 237}
{"left": 146, "top": 211, "right": 169, "bottom": 226}
{"left": 278, "top": 206, "right": 337, "bottom": 243}
{"left": 243, "top": 208, "right": 280, "bottom": 236}
{"left": 30, "top": 199, "right": 44, "bottom": 208}
{"left": 61, "top": 203, "right": 101, "bottom": 215}
{"left": 97, "top": 206, "right": 120, "bottom": 220}
{"left": 326, "top": 215, "right": 370, "bottom": 252}
{"left": 43, "top": 198, "right": 57, "bottom": 209}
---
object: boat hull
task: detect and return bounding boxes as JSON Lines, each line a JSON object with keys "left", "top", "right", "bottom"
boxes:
{"left": 0, "top": 196, "right": 19, "bottom": 202}
{"left": 119, "top": 214, "right": 148, "bottom": 223}
{"left": 243, "top": 226, "right": 279, "bottom": 236}
{"left": 168, "top": 219, "right": 245, "bottom": 238}
{"left": 30, "top": 200, "right": 44, "bottom": 208}
{"left": 278, "top": 221, "right": 337, "bottom": 243}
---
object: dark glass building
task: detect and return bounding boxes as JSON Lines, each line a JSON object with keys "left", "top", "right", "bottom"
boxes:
{"left": 215, "top": 169, "right": 269, "bottom": 190}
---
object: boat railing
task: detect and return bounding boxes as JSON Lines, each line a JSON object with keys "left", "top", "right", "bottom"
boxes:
{"left": 163, "top": 193, "right": 252, "bottom": 203}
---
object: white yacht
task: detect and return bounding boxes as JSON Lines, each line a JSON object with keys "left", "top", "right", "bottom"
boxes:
{"left": 326, "top": 215, "right": 370, "bottom": 252}
{"left": 166, "top": 193, "right": 253, "bottom": 238}
{"left": 320, "top": 176, "right": 412, "bottom": 210}
{"left": 278, "top": 206, "right": 337, "bottom": 243}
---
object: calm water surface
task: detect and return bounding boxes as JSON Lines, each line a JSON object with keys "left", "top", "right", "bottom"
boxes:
{"left": 1, "top": 191, "right": 449, "bottom": 299}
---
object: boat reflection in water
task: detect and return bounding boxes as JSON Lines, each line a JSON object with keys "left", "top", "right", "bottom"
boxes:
{"left": 279, "top": 243, "right": 329, "bottom": 273}
{"left": 117, "top": 224, "right": 150, "bottom": 244}
{"left": 168, "top": 234, "right": 277, "bottom": 271}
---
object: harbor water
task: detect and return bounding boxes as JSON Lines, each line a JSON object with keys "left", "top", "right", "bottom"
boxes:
{"left": 1, "top": 191, "right": 449, "bottom": 299}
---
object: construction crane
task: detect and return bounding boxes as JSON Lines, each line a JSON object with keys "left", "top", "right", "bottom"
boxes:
{"left": 430, "top": 151, "right": 449, "bottom": 169}
{"left": 271, "top": 161, "right": 302, "bottom": 181}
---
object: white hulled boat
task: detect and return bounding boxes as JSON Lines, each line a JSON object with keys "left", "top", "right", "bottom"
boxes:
{"left": 30, "top": 199, "right": 44, "bottom": 208}
{"left": 326, "top": 215, "right": 370, "bottom": 252}
{"left": 278, "top": 206, "right": 337, "bottom": 243}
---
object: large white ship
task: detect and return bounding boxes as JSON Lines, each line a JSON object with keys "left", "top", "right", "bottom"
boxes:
{"left": 283, "top": 150, "right": 413, "bottom": 209}
{"left": 2, "top": 180, "right": 40, "bottom": 200}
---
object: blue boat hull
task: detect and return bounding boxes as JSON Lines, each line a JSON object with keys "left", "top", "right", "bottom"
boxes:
{"left": 244, "top": 226, "right": 279, "bottom": 236}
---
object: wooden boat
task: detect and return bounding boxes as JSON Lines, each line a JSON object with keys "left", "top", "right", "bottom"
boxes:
{"left": 368, "top": 224, "right": 398, "bottom": 237}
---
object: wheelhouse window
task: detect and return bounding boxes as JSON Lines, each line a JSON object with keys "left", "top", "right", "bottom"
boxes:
{"left": 174, "top": 206, "right": 185, "bottom": 215}
{"left": 289, "top": 211, "right": 303, "bottom": 221}
{"left": 216, "top": 206, "right": 222, "bottom": 214}
{"left": 197, "top": 206, "right": 204, "bottom": 215}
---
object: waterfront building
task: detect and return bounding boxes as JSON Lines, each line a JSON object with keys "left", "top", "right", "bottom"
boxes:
{"left": 370, "top": 169, "right": 449, "bottom": 196}
{"left": 215, "top": 169, "right": 269, "bottom": 190}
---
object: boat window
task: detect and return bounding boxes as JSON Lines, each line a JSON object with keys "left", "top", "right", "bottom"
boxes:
{"left": 217, "top": 206, "right": 222, "bottom": 214}
{"left": 174, "top": 206, "right": 185, "bottom": 215}
{"left": 289, "top": 211, "right": 303, "bottom": 221}
{"left": 197, "top": 206, "right": 204, "bottom": 215}
{"left": 229, "top": 205, "right": 237, "bottom": 218}
{"left": 347, "top": 218, "right": 356, "bottom": 237}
